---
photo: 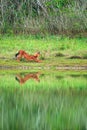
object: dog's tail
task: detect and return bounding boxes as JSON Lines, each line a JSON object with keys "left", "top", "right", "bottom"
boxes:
{"left": 15, "top": 76, "right": 20, "bottom": 82}
{"left": 15, "top": 51, "right": 20, "bottom": 57}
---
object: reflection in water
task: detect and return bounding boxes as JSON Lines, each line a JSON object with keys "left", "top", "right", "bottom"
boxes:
{"left": 0, "top": 71, "right": 87, "bottom": 130}
{"left": 14, "top": 72, "right": 87, "bottom": 89}
{"left": 15, "top": 72, "right": 41, "bottom": 84}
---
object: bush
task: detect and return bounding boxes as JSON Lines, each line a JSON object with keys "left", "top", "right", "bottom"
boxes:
{"left": 0, "top": 0, "right": 87, "bottom": 35}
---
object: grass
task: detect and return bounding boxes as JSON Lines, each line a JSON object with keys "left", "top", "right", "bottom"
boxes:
{"left": 0, "top": 71, "right": 87, "bottom": 130}
{"left": 0, "top": 70, "right": 87, "bottom": 89}
{"left": 0, "top": 88, "right": 87, "bottom": 130}
{"left": 0, "top": 35, "right": 87, "bottom": 130}
{"left": 0, "top": 35, "right": 87, "bottom": 68}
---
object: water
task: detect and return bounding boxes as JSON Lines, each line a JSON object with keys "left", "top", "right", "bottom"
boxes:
{"left": 0, "top": 71, "right": 87, "bottom": 130}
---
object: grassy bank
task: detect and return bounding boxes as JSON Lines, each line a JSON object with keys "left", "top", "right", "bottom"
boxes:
{"left": 0, "top": 35, "right": 87, "bottom": 68}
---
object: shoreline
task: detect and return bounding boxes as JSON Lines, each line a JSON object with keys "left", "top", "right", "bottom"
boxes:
{"left": 0, "top": 65, "right": 87, "bottom": 70}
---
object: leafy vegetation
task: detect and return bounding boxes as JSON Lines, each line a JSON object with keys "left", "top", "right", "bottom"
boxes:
{"left": 0, "top": 0, "right": 87, "bottom": 36}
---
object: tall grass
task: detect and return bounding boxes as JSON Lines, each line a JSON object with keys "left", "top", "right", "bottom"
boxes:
{"left": 1, "top": 90, "right": 87, "bottom": 130}
{"left": 0, "top": 35, "right": 87, "bottom": 57}
{"left": 0, "top": 0, "right": 87, "bottom": 35}
{"left": 0, "top": 83, "right": 87, "bottom": 130}
{"left": 0, "top": 71, "right": 87, "bottom": 130}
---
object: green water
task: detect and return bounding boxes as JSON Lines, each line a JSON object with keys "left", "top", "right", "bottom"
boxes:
{"left": 0, "top": 71, "right": 87, "bottom": 130}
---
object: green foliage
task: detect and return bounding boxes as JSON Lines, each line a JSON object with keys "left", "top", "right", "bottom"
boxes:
{"left": 45, "top": 0, "right": 73, "bottom": 8}
{"left": 0, "top": 0, "right": 87, "bottom": 35}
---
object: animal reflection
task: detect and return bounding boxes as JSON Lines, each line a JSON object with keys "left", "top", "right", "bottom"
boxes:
{"left": 15, "top": 72, "right": 40, "bottom": 84}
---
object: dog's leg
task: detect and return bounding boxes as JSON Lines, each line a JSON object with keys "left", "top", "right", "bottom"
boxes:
{"left": 17, "top": 54, "right": 22, "bottom": 61}
{"left": 34, "top": 59, "right": 42, "bottom": 62}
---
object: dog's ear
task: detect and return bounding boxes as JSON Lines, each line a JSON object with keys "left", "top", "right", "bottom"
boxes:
{"left": 34, "top": 52, "right": 40, "bottom": 56}
{"left": 38, "top": 52, "right": 40, "bottom": 54}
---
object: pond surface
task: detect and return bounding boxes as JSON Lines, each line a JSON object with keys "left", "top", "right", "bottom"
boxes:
{"left": 0, "top": 70, "right": 87, "bottom": 130}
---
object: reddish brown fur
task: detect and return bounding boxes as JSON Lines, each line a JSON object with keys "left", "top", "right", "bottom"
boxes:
{"left": 15, "top": 50, "right": 41, "bottom": 62}
{"left": 15, "top": 72, "right": 40, "bottom": 84}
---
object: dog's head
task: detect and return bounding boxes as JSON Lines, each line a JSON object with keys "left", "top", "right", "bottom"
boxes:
{"left": 37, "top": 52, "right": 40, "bottom": 54}
{"left": 34, "top": 52, "right": 40, "bottom": 57}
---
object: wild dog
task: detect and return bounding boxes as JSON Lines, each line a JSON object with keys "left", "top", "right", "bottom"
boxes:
{"left": 15, "top": 72, "right": 40, "bottom": 84}
{"left": 15, "top": 50, "right": 41, "bottom": 62}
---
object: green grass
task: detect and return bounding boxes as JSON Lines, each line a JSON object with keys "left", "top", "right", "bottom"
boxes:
{"left": 0, "top": 71, "right": 87, "bottom": 130}
{"left": 0, "top": 66, "right": 87, "bottom": 130}
{"left": 0, "top": 35, "right": 87, "bottom": 130}
{"left": 0, "top": 35, "right": 87, "bottom": 68}
{"left": 0, "top": 88, "right": 87, "bottom": 130}
{"left": 0, "top": 70, "right": 87, "bottom": 90}
{"left": 0, "top": 35, "right": 87, "bottom": 55}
